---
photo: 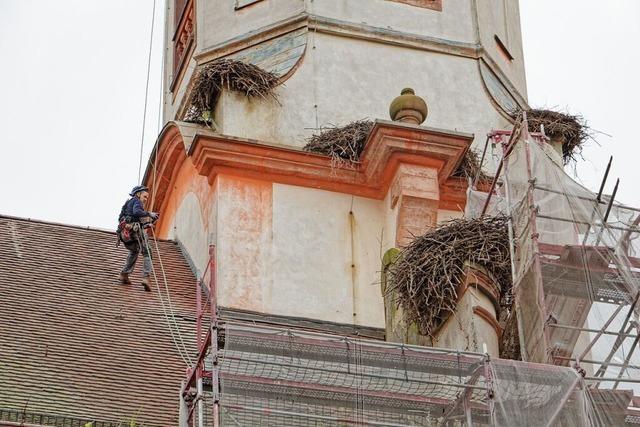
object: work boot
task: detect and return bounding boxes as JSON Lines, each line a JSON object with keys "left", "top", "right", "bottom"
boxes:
{"left": 118, "top": 272, "right": 132, "bottom": 285}
{"left": 141, "top": 276, "right": 151, "bottom": 292}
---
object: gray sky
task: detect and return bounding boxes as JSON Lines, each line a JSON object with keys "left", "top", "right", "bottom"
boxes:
{"left": 0, "top": 1, "right": 638, "bottom": 230}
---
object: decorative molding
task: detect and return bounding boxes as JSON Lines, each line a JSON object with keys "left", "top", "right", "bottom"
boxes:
{"left": 235, "top": 0, "right": 264, "bottom": 10}
{"left": 226, "top": 27, "right": 308, "bottom": 78}
{"left": 473, "top": 305, "right": 503, "bottom": 338}
{"left": 146, "top": 120, "right": 472, "bottom": 213}
{"left": 478, "top": 58, "right": 522, "bottom": 116}
{"left": 189, "top": 119, "right": 471, "bottom": 198}
{"left": 142, "top": 123, "right": 191, "bottom": 214}
{"left": 170, "top": 0, "right": 195, "bottom": 92}
{"left": 194, "top": 14, "right": 308, "bottom": 64}
{"left": 309, "top": 14, "right": 479, "bottom": 59}
{"left": 457, "top": 263, "right": 502, "bottom": 314}
{"left": 389, "top": 0, "right": 442, "bottom": 11}
{"left": 187, "top": 13, "right": 527, "bottom": 118}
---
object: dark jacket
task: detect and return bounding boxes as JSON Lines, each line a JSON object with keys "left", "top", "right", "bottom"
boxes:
{"left": 121, "top": 197, "right": 150, "bottom": 222}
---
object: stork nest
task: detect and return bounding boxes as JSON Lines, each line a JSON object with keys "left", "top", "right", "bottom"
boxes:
{"left": 519, "top": 109, "right": 592, "bottom": 164}
{"left": 452, "top": 149, "right": 490, "bottom": 182}
{"left": 304, "top": 121, "right": 490, "bottom": 181}
{"left": 303, "top": 120, "right": 374, "bottom": 164}
{"left": 387, "top": 216, "right": 512, "bottom": 338}
{"left": 184, "top": 59, "right": 279, "bottom": 123}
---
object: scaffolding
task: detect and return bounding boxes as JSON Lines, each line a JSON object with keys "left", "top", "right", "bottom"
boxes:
{"left": 468, "top": 114, "right": 640, "bottom": 421}
{"left": 181, "top": 241, "right": 640, "bottom": 426}
{"left": 176, "top": 112, "right": 640, "bottom": 425}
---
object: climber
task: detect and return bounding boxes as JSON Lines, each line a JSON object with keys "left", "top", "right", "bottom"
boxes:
{"left": 117, "top": 185, "right": 160, "bottom": 291}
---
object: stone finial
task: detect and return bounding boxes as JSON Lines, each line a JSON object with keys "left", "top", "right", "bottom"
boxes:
{"left": 389, "top": 88, "right": 428, "bottom": 125}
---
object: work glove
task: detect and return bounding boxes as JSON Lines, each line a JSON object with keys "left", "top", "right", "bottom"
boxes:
{"left": 149, "top": 212, "right": 160, "bottom": 221}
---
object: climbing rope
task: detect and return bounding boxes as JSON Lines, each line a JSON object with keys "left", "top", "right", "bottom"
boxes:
{"left": 137, "top": 0, "right": 158, "bottom": 184}
{"left": 130, "top": 0, "right": 194, "bottom": 368}
{"left": 141, "top": 229, "right": 194, "bottom": 366}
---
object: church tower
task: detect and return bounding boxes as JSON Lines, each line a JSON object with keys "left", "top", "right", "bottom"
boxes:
{"left": 164, "top": 0, "right": 527, "bottom": 145}
{"left": 149, "top": 0, "right": 528, "bottom": 352}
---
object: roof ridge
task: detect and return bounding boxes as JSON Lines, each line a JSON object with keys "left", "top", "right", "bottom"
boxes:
{"left": 0, "top": 213, "right": 175, "bottom": 242}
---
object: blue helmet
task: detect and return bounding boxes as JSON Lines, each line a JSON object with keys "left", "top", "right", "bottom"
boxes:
{"left": 129, "top": 185, "right": 149, "bottom": 196}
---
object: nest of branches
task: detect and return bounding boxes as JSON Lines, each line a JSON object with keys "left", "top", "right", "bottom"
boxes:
{"left": 452, "top": 149, "right": 489, "bottom": 182}
{"left": 184, "top": 59, "right": 279, "bottom": 123}
{"left": 303, "top": 120, "right": 374, "bottom": 164}
{"left": 519, "top": 109, "right": 592, "bottom": 164}
{"left": 387, "top": 216, "right": 512, "bottom": 338}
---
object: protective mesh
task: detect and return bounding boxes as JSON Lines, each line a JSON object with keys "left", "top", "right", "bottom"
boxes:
{"left": 216, "top": 323, "right": 596, "bottom": 426}
{"left": 467, "top": 125, "right": 640, "bottom": 423}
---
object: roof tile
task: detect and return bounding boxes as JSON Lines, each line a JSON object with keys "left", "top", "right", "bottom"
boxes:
{"left": 0, "top": 216, "right": 197, "bottom": 426}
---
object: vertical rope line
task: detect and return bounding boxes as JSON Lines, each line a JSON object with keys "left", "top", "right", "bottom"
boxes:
{"left": 137, "top": 0, "right": 158, "bottom": 184}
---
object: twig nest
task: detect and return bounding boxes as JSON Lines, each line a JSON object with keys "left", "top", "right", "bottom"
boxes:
{"left": 389, "top": 88, "right": 428, "bottom": 125}
{"left": 184, "top": 59, "right": 279, "bottom": 124}
{"left": 303, "top": 120, "right": 374, "bottom": 164}
{"left": 387, "top": 216, "right": 512, "bottom": 338}
{"left": 452, "top": 149, "right": 489, "bottom": 182}
{"left": 519, "top": 109, "right": 592, "bottom": 164}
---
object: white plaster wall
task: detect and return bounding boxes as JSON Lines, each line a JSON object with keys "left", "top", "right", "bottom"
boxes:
{"left": 270, "top": 184, "right": 386, "bottom": 327}
{"left": 215, "top": 177, "right": 273, "bottom": 313}
{"left": 309, "top": 0, "right": 476, "bottom": 43}
{"left": 476, "top": 0, "right": 527, "bottom": 96}
{"left": 165, "top": 1, "right": 527, "bottom": 127}
{"left": 199, "top": 0, "right": 305, "bottom": 50}
{"left": 216, "top": 33, "right": 513, "bottom": 151}
{"left": 435, "top": 288, "right": 499, "bottom": 357}
{"left": 172, "top": 192, "right": 209, "bottom": 277}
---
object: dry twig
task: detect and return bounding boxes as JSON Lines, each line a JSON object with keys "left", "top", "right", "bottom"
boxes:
{"left": 305, "top": 121, "right": 490, "bottom": 182}
{"left": 184, "top": 59, "right": 279, "bottom": 123}
{"left": 516, "top": 108, "right": 593, "bottom": 164}
{"left": 303, "top": 120, "right": 374, "bottom": 164}
{"left": 452, "top": 149, "right": 490, "bottom": 182}
{"left": 387, "top": 216, "right": 512, "bottom": 338}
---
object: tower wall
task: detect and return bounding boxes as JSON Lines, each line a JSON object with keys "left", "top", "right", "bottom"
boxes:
{"left": 163, "top": 0, "right": 528, "bottom": 150}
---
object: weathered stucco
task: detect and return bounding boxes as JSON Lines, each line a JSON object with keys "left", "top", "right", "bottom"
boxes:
{"left": 475, "top": 0, "right": 527, "bottom": 96}
{"left": 216, "top": 176, "right": 273, "bottom": 312}
{"left": 271, "top": 184, "right": 386, "bottom": 326}
{"left": 171, "top": 192, "right": 209, "bottom": 277}
{"left": 159, "top": 174, "right": 392, "bottom": 327}
{"left": 155, "top": 1, "right": 527, "bottom": 338}
{"left": 153, "top": 147, "right": 214, "bottom": 275}
{"left": 435, "top": 287, "right": 500, "bottom": 357}
{"left": 212, "top": 32, "right": 513, "bottom": 152}
{"left": 164, "top": 1, "right": 527, "bottom": 144}
{"left": 310, "top": 0, "right": 476, "bottom": 43}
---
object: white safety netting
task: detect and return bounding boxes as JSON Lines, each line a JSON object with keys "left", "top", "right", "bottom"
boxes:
{"left": 209, "top": 323, "right": 639, "bottom": 426}
{"left": 467, "top": 125, "right": 640, "bottom": 424}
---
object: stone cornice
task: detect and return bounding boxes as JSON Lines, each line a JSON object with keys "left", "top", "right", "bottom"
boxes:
{"left": 193, "top": 13, "right": 308, "bottom": 64}
{"left": 143, "top": 124, "right": 189, "bottom": 214}
{"left": 188, "top": 119, "right": 472, "bottom": 199}
{"left": 309, "top": 14, "right": 480, "bottom": 59}
{"left": 185, "top": 14, "right": 526, "bottom": 123}
{"left": 145, "top": 121, "right": 472, "bottom": 218}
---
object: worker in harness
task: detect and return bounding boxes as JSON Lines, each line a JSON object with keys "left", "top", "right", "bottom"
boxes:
{"left": 117, "top": 185, "right": 160, "bottom": 291}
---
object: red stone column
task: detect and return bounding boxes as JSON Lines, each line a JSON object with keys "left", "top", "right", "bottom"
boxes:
{"left": 390, "top": 164, "right": 440, "bottom": 247}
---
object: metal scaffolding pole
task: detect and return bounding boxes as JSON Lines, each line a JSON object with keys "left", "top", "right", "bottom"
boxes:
{"left": 522, "top": 112, "right": 552, "bottom": 363}
{"left": 209, "top": 245, "right": 220, "bottom": 427}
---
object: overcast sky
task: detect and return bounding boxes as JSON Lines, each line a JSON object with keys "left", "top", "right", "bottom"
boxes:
{"left": 0, "top": 1, "right": 638, "bottom": 230}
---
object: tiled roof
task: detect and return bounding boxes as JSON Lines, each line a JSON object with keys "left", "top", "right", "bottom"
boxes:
{"left": 0, "top": 215, "right": 197, "bottom": 426}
